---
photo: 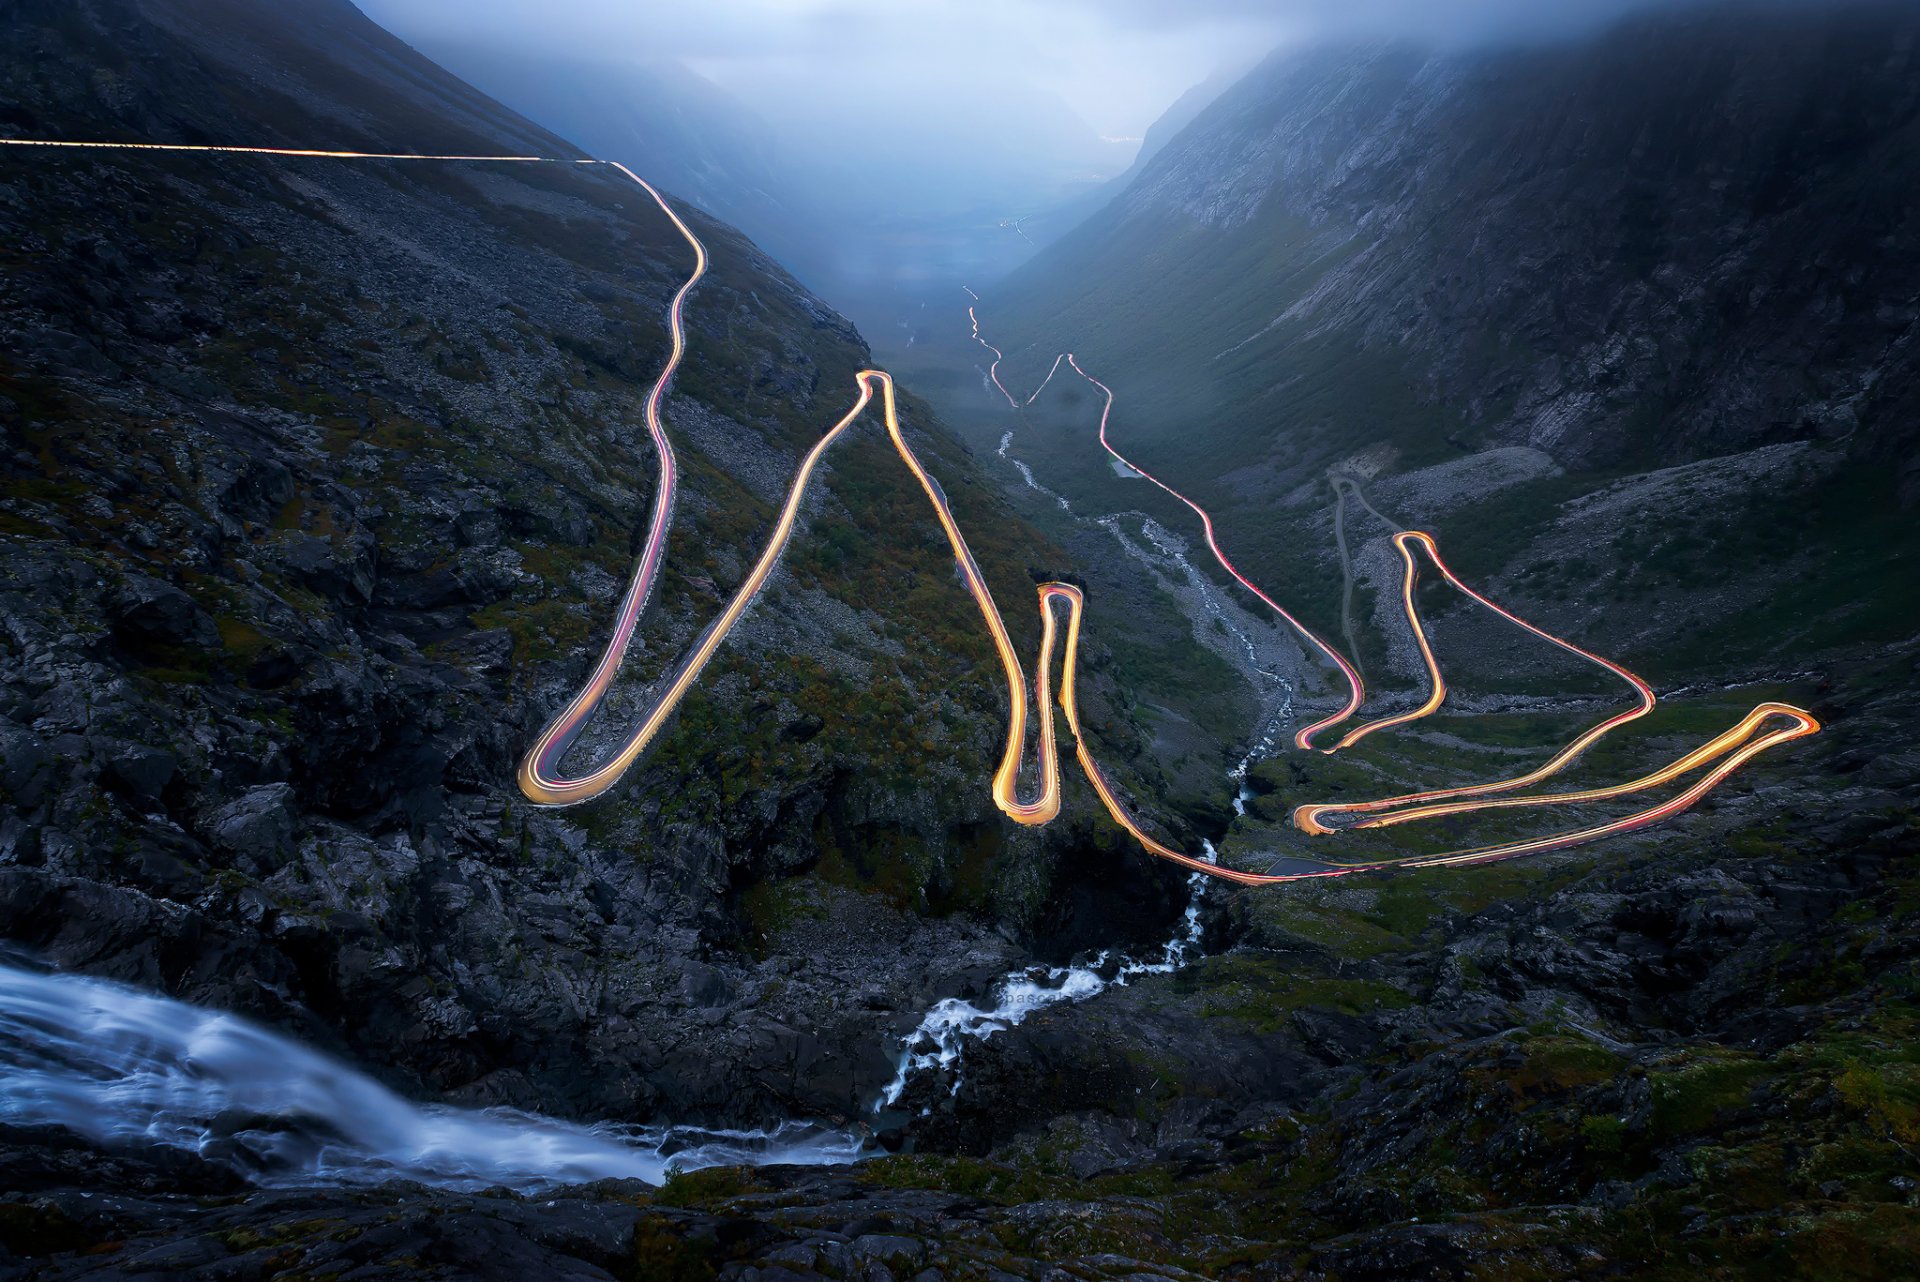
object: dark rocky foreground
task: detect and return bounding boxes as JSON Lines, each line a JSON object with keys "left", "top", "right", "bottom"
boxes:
{"left": 1, "top": 0, "right": 1918, "bottom": 1278}
{"left": 2, "top": 669, "right": 1917, "bottom": 1279}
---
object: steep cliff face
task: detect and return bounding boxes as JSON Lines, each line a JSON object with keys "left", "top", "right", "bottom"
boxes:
{"left": 964, "top": 0, "right": 1918, "bottom": 697}
{"left": 5, "top": 3, "right": 1920, "bottom": 1277}
{"left": 0, "top": 0, "right": 1193, "bottom": 1131}
{"left": 994, "top": 0, "right": 1920, "bottom": 478}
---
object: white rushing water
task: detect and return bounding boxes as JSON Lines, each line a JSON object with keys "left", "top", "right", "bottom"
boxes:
{"left": 875, "top": 844, "right": 1215, "bottom": 1112}
{"left": 1229, "top": 705, "right": 1291, "bottom": 817}
{"left": 0, "top": 481, "right": 1288, "bottom": 1190}
{"left": 1099, "top": 514, "right": 1295, "bottom": 816}
{"left": 997, "top": 430, "right": 1072, "bottom": 510}
{"left": 0, "top": 962, "right": 865, "bottom": 1192}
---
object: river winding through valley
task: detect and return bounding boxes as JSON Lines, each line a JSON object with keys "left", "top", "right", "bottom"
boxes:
{"left": 876, "top": 843, "right": 1216, "bottom": 1113}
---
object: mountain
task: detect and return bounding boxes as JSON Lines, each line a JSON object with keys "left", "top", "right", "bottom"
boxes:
{"left": 403, "top": 43, "right": 837, "bottom": 288}
{"left": 1130, "top": 64, "right": 1246, "bottom": 176}
{"left": 981, "top": 64, "right": 1250, "bottom": 258}
{"left": 0, "top": 0, "right": 1210, "bottom": 1179}
{"left": 389, "top": 33, "right": 1127, "bottom": 336}
{"left": 4, "top": 0, "right": 1920, "bottom": 1277}
{"left": 978, "top": 0, "right": 1919, "bottom": 663}
{"left": 857, "top": 1, "right": 1920, "bottom": 1271}
{"left": 998, "top": 1, "right": 1919, "bottom": 465}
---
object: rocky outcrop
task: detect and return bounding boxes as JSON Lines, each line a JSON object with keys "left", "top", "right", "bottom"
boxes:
{"left": 0, "top": 0, "right": 1192, "bottom": 1136}
{"left": 4, "top": 698, "right": 1914, "bottom": 1278}
{"left": 4, "top": 1, "right": 1918, "bottom": 1276}
{"left": 995, "top": 0, "right": 1920, "bottom": 478}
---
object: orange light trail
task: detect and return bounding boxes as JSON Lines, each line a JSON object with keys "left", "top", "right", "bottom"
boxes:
{"left": 1059, "top": 354, "right": 1367, "bottom": 750}
{"left": 0, "top": 137, "right": 578, "bottom": 164}
{"left": 1293, "top": 530, "right": 1658, "bottom": 828}
{"left": 1314, "top": 703, "right": 1819, "bottom": 842}
{"left": 1007, "top": 587, "right": 1815, "bottom": 886}
{"left": 516, "top": 160, "right": 711, "bottom": 805}
{"left": 5, "top": 136, "right": 1820, "bottom": 885}
{"left": 1022, "top": 353, "right": 1065, "bottom": 407}
{"left": 964, "top": 294, "right": 1019, "bottom": 410}
{"left": 1001, "top": 336, "right": 1817, "bottom": 878}
{"left": 1281, "top": 535, "right": 1822, "bottom": 860}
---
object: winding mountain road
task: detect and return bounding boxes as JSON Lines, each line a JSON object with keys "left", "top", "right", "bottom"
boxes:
{"left": 1330, "top": 472, "right": 1401, "bottom": 683}
{"left": 2, "top": 135, "right": 1821, "bottom": 885}
{"left": 977, "top": 315, "right": 1820, "bottom": 878}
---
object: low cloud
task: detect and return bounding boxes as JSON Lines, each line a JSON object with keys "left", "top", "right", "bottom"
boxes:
{"left": 362, "top": 0, "right": 1812, "bottom": 139}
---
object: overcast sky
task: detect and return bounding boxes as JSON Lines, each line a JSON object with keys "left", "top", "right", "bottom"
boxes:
{"left": 360, "top": 0, "right": 1729, "bottom": 140}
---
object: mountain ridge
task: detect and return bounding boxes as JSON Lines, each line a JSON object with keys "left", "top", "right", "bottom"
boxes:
{"left": 0, "top": 0, "right": 1206, "bottom": 1141}
{"left": 3, "top": 1, "right": 1919, "bottom": 1276}
{"left": 992, "top": 0, "right": 1920, "bottom": 478}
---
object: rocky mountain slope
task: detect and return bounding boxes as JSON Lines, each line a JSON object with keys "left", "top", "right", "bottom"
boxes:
{"left": 0, "top": 0, "right": 1206, "bottom": 1143}
{"left": 2, "top": 0, "right": 1918, "bottom": 1278}
{"left": 992, "top": 0, "right": 1920, "bottom": 477}
{"left": 688, "top": 1, "right": 1918, "bottom": 1274}
{"left": 403, "top": 42, "right": 839, "bottom": 296}
{"left": 946, "top": 0, "right": 1919, "bottom": 720}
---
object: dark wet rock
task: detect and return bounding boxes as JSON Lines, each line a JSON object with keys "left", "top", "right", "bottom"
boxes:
{"left": 202, "top": 783, "right": 297, "bottom": 875}
{"left": 0, "top": 725, "right": 52, "bottom": 810}
{"left": 109, "top": 575, "right": 218, "bottom": 649}
{"left": 281, "top": 532, "right": 375, "bottom": 604}
{"left": 100, "top": 741, "right": 176, "bottom": 804}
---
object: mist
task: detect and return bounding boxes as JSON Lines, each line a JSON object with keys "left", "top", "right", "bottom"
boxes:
{"left": 356, "top": 0, "right": 1841, "bottom": 328}
{"left": 360, "top": 0, "right": 1765, "bottom": 141}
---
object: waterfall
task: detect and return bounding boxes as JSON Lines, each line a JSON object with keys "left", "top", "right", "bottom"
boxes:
{"left": 876, "top": 844, "right": 1215, "bottom": 1112}
{"left": 0, "top": 961, "right": 865, "bottom": 1193}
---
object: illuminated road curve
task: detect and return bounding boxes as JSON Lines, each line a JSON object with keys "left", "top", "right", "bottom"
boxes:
{"left": 991, "top": 329, "right": 1820, "bottom": 878}
{"left": 1285, "top": 531, "right": 1815, "bottom": 857}
{"left": 3, "top": 136, "right": 1820, "bottom": 884}
{"left": 963, "top": 287, "right": 1020, "bottom": 411}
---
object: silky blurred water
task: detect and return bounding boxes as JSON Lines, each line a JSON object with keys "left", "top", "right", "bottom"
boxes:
{"left": 0, "top": 961, "right": 866, "bottom": 1192}
{"left": 876, "top": 845, "right": 1214, "bottom": 1110}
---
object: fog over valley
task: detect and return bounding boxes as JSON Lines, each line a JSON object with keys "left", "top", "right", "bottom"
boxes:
{"left": 359, "top": 0, "right": 1839, "bottom": 333}
{"left": 0, "top": 0, "right": 1914, "bottom": 1275}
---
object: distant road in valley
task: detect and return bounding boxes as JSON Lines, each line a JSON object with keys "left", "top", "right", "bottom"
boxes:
{"left": 0, "top": 135, "right": 1821, "bottom": 884}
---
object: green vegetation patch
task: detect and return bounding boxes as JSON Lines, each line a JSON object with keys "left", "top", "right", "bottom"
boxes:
{"left": 1178, "top": 951, "right": 1413, "bottom": 1032}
